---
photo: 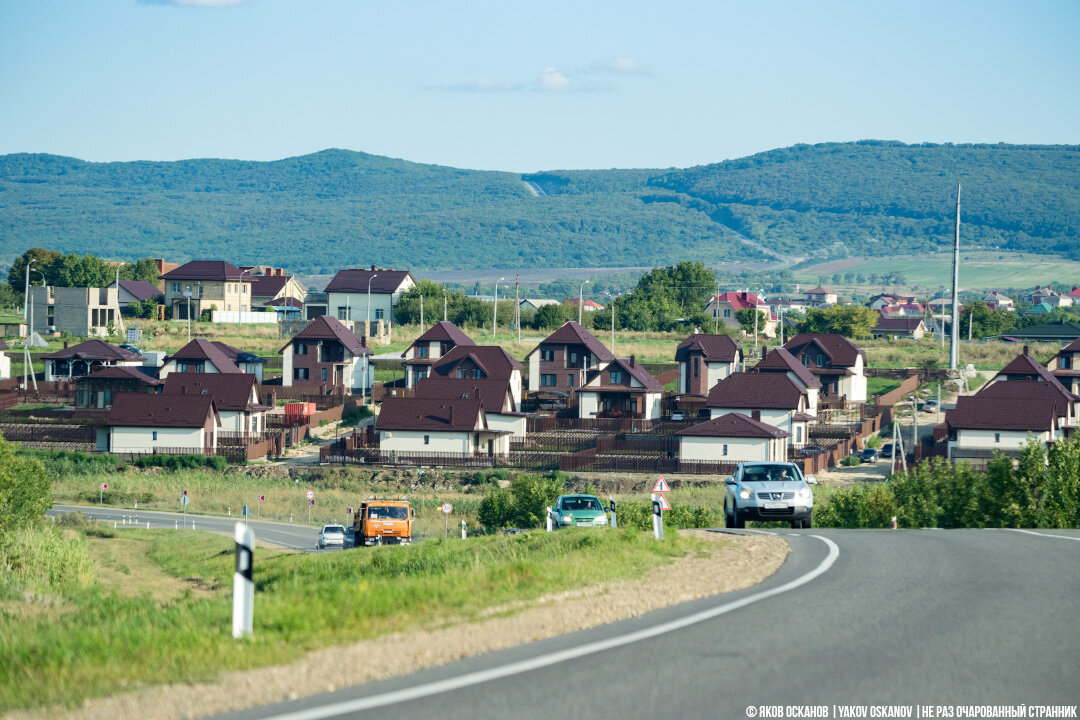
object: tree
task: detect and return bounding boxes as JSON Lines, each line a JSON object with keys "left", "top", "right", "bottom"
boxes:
{"left": 7, "top": 248, "right": 60, "bottom": 293}
{"left": 800, "top": 305, "right": 879, "bottom": 338}
{"left": 532, "top": 302, "right": 576, "bottom": 330}
{"left": 53, "top": 253, "right": 111, "bottom": 288}
{"left": 0, "top": 437, "right": 51, "bottom": 532}
{"left": 395, "top": 279, "right": 449, "bottom": 325}
{"left": 119, "top": 258, "right": 163, "bottom": 284}
{"left": 735, "top": 307, "right": 768, "bottom": 336}
{"left": 958, "top": 301, "right": 1017, "bottom": 339}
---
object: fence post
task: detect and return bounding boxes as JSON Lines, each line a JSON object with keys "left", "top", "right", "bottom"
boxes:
{"left": 546, "top": 507, "right": 553, "bottom": 532}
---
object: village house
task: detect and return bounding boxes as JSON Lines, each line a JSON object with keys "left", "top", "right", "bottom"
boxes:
{"left": 30, "top": 285, "right": 122, "bottom": 336}
{"left": 982, "top": 291, "right": 1015, "bottom": 311}
{"left": 161, "top": 261, "right": 253, "bottom": 319}
{"left": 1048, "top": 338, "right": 1080, "bottom": 396}
{"left": 375, "top": 396, "right": 510, "bottom": 457}
{"left": 674, "top": 333, "right": 742, "bottom": 395}
{"left": 76, "top": 366, "right": 162, "bottom": 410}
{"left": 431, "top": 345, "right": 524, "bottom": 408}
{"left": 159, "top": 338, "right": 266, "bottom": 381}
{"left": 323, "top": 267, "right": 415, "bottom": 334}
{"left": 944, "top": 381, "right": 1070, "bottom": 465}
{"left": 519, "top": 298, "right": 561, "bottom": 312}
{"left": 280, "top": 315, "right": 372, "bottom": 394}
{"left": 564, "top": 298, "right": 605, "bottom": 312}
{"left": 525, "top": 321, "right": 614, "bottom": 401}
{"left": 981, "top": 347, "right": 1077, "bottom": 423}
{"left": 782, "top": 333, "right": 868, "bottom": 404}
{"left": 575, "top": 357, "right": 664, "bottom": 420}
{"left": 868, "top": 293, "right": 917, "bottom": 310}
{"left": 107, "top": 280, "right": 163, "bottom": 313}
{"left": 105, "top": 393, "right": 220, "bottom": 455}
{"left": 706, "top": 372, "right": 814, "bottom": 448}
{"left": 161, "top": 373, "right": 268, "bottom": 434}
{"left": 803, "top": 286, "right": 839, "bottom": 308}
{"left": 705, "top": 292, "right": 776, "bottom": 338}
{"left": 676, "top": 412, "right": 790, "bottom": 463}
{"left": 872, "top": 316, "right": 928, "bottom": 340}
{"left": 42, "top": 340, "right": 144, "bottom": 381}
{"left": 413, "top": 376, "right": 527, "bottom": 437}
{"left": 401, "top": 321, "right": 475, "bottom": 388}
{"left": 1025, "top": 286, "right": 1071, "bottom": 308}
{"left": 243, "top": 268, "right": 308, "bottom": 309}
{"left": 752, "top": 348, "right": 820, "bottom": 418}
{"left": 878, "top": 302, "right": 926, "bottom": 317}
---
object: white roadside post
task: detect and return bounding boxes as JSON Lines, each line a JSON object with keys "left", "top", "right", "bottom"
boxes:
{"left": 461, "top": 519, "right": 467, "bottom": 539}
{"left": 233, "top": 522, "right": 254, "bottom": 639}
{"left": 651, "top": 493, "right": 663, "bottom": 540}
{"left": 546, "top": 507, "right": 553, "bottom": 532}
{"left": 609, "top": 497, "right": 617, "bottom": 529}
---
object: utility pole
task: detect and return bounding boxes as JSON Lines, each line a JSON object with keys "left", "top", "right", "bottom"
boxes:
{"left": 949, "top": 183, "right": 961, "bottom": 371}
{"left": 514, "top": 274, "right": 520, "bottom": 344}
{"left": 610, "top": 294, "right": 616, "bottom": 355}
{"left": 492, "top": 277, "right": 504, "bottom": 339}
{"left": 968, "top": 310, "right": 973, "bottom": 343}
{"left": 713, "top": 278, "right": 721, "bottom": 333}
{"left": 578, "top": 280, "right": 590, "bottom": 325}
{"left": 419, "top": 294, "right": 424, "bottom": 329}
{"left": 443, "top": 291, "right": 447, "bottom": 322}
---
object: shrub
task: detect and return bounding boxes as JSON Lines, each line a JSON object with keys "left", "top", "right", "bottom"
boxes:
{"left": 477, "top": 473, "right": 564, "bottom": 530}
{"left": 0, "top": 437, "right": 51, "bottom": 532}
{"left": 840, "top": 454, "right": 861, "bottom": 466}
{"left": 132, "top": 454, "right": 226, "bottom": 471}
{"left": 865, "top": 435, "right": 883, "bottom": 449}
{"left": 0, "top": 524, "right": 97, "bottom": 598}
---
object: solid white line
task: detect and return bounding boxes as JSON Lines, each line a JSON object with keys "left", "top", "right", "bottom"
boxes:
{"left": 257, "top": 535, "right": 841, "bottom": 720}
{"left": 1008, "top": 529, "right": 1080, "bottom": 542}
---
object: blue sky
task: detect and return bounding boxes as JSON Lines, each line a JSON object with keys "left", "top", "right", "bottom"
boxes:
{"left": 1, "top": 0, "right": 1077, "bottom": 171}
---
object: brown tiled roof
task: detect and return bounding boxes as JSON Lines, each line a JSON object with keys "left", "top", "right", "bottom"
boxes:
{"left": 324, "top": 269, "right": 414, "bottom": 294}
{"left": 433, "top": 345, "right": 522, "bottom": 380}
{"left": 995, "top": 351, "right": 1074, "bottom": 399}
{"left": 529, "top": 321, "right": 614, "bottom": 362}
{"left": 873, "top": 317, "right": 925, "bottom": 333}
{"left": 212, "top": 341, "right": 267, "bottom": 366}
{"left": 80, "top": 366, "right": 162, "bottom": 385}
{"left": 281, "top": 316, "right": 370, "bottom": 356}
{"left": 106, "top": 393, "right": 216, "bottom": 428}
{"left": 676, "top": 412, "right": 790, "bottom": 439}
{"left": 43, "top": 340, "right": 142, "bottom": 362}
{"left": 161, "top": 260, "right": 247, "bottom": 281}
{"left": 166, "top": 338, "right": 241, "bottom": 373}
{"left": 413, "top": 377, "right": 515, "bottom": 414}
{"left": 112, "top": 280, "right": 163, "bottom": 302}
{"left": 674, "top": 333, "right": 740, "bottom": 363}
{"left": 753, "top": 348, "right": 821, "bottom": 389}
{"left": 579, "top": 357, "right": 663, "bottom": 393}
{"left": 783, "top": 333, "right": 864, "bottom": 368}
{"left": 408, "top": 321, "right": 475, "bottom": 350}
{"left": 247, "top": 275, "right": 290, "bottom": 298}
{"left": 162, "top": 373, "right": 262, "bottom": 412}
{"left": 376, "top": 397, "right": 485, "bottom": 432}
{"left": 707, "top": 372, "right": 804, "bottom": 410}
{"left": 264, "top": 297, "right": 303, "bottom": 309}
{"left": 976, "top": 379, "right": 1073, "bottom": 417}
{"left": 1060, "top": 338, "right": 1080, "bottom": 353}
{"left": 946, "top": 394, "right": 1059, "bottom": 433}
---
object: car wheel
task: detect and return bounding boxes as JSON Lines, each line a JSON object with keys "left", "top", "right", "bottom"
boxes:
{"left": 804, "top": 512, "right": 813, "bottom": 529}
{"left": 729, "top": 508, "right": 745, "bottom": 529}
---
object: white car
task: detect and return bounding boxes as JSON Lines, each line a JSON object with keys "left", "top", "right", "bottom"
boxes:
{"left": 318, "top": 524, "right": 347, "bottom": 549}
{"left": 724, "top": 462, "right": 817, "bottom": 529}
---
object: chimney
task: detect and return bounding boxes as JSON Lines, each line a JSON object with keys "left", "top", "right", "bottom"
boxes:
{"left": 629, "top": 355, "right": 636, "bottom": 367}
{"left": 761, "top": 346, "right": 767, "bottom": 359}
{"left": 63, "top": 341, "right": 68, "bottom": 349}
{"left": 360, "top": 335, "right": 367, "bottom": 348}
{"left": 1023, "top": 345, "right": 1030, "bottom": 355}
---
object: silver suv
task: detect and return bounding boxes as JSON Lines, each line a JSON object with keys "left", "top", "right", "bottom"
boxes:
{"left": 724, "top": 462, "right": 817, "bottom": 529}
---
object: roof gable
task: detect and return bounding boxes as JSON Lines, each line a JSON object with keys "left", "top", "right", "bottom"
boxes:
{"left": 753, "top": 348, "right": 821, "bottom": 388}
{"left": 412, "top": 377, "right": 515, "bottom": 414}
{"left": 433, "top": 345, "right": 522, "bottom": 379}
{"left": 249, "top": 275, "right": 291, "bottom": 297}
{"left": 707, "top": 372, "right": 805, "bottom": 410}
{"left": 529, "top": 321, "right": 614, "bottom": 362}
{"left": 676, "top": 412, "right": 790, "bottom": 439}
{"left": 410, "top": 321, "right": 475, "bottom": 349}
{"left": 43, "top": 340, "right": 142, "bottom": 362}
{"left": 994, "top": 351, "right": 1073, "bottom": 400}
{"left": 112, "top": 280, "right": 163, "bottom": 302}
{"left": 166, "top": 338, "right": 241, "bottom": 373}
{"left": 106, "top": 393, "right": 216, "bottom": 428}
{"left": 674, "top": 333, "right": 740, "bottom": 363}
{"left": 161, "top": 260, "right": 246, "bottom": 282}
{"left": 283, "top": 315, "right": 369, "bottom": 355}
{"left": 783, "top": 333, "right": 863, "bottom": 368}
{"left": 582, "top": 358, "right": 663, "bottom": 392}
{"left": 324, "top": 269, "right": 414, "bottom": 294}
{"left": 375, "top": 397, "right": 485, "bottom": 432}
{"left": 161, "top": 373, "right": 261, "bottom": 412}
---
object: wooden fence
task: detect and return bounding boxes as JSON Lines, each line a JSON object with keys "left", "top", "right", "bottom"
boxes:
{"left": 0, "top": 422, "right": 96, "bottom": 444}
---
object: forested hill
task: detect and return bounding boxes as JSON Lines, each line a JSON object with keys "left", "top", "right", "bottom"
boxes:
{"left": 1, "top": 141, "right": 1077, "bottom": 272}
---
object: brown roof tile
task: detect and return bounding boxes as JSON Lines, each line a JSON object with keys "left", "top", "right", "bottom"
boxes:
{"left": 283, "top": 315, "right": 369, "bottom": 356}
{"left": 376, "top": 397, "right": 485, "bottom": 432}
{"left": 249, "top": 275, "right": 291, "bottom": 297}
{"left": 106, "top": 393, "right": 216, "bottom": 428}
{"left": 43, "top": 340, "right": 142, "bottom": 362}
{"left": 579, "top": 357, "right": 664, "bottom": 393}
{"left": 324, "top": 269, "right": 414, "bottom": 294}
{"left": 413, "top": 377, "right": 515, "bottom": 414}
{"left": 994, "top": 351, "right": 1074, "bottom": 400}
{"left": 112, "top": 280, "right": 163, "bottom": 302}
{"left": 946, "top": 393, "right": 1059, "bottom": 433}
{"left": 162, "top": 373, "right": 261, "bottom": 412}
{"left": 873, "top": 317, "right": 925, "bottom": 333}
{"left": 529, "top": 321, "right": 614, "bottom": 362}
{"left": 676, "top": 412, "right": 790, "bottom": 439}
{"left": 674, "top": 333, "right": 740, "bottom": 363}
{"left": 166, "top": 338, "right": 241, "bottom": 373}
{"left": 408, "top": 321, "right": 475, "bottom": 350}
{"left": 783, "top": 333, "right": 864, "bottom": 368}
{"left": 707, "top": 372, "right": 804, "bottom": 410}
{"left": 161, "top": 260, "right": 247, "bottom": 281}
{"left": 80, "top": 366, "right": 162, "bottom": 385}
{"left": 433, "top": 345, "right": 522, "bottom": 380}
{"left": 753, "top": 348, "right": 821, "bottom": 389}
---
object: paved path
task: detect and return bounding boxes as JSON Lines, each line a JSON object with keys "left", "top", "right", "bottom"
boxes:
{"left": 216, "top": 527, "right": 1080, "bottom": 719}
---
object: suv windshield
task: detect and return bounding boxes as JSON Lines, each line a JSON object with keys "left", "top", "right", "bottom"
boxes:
{"left": 368, "top": 506, "right": 409, "bottom": 520}
{"left": 741, "top": 464, "right": 800, "bottom": 483}
{"left": 323, "top": 526, "right": 345, "bottom": 534}
{"left": 563, "top": 498, "right": 602, "bottom": 511}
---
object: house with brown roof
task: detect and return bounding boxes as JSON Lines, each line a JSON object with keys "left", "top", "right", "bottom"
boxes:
{"left": 752, "top": 348, "right": 821, "bottom": 418}
{"left": 564, "top": 298, "right": 605, "bottom": 312}
{"left": 245, "top": 271, "right": 307, "bottom": 309}
{"left": 982, "top": 347, "right": 1077, "bottom": 422}
{"left": 76, "top": 366, "right": 162, "bottom": 410}
{"left": 525, "top": 321, "right": 614, "bottom": 401}
{"left": 706, "top": 372, "right": 814, "bottom": 447}
{"left": 106, "top": 393, "right": 220, "bottom": 454}
{"left": 375, "top": 396, "right": 511, "bottom": 456}
{"left": 945, "top": 382, "right": 1069, "bottom": 464}
{"left": 107, "top": 280, "right": 163, "bottom": 313}
{"left": 782, "top": 333, "right": 868, "bottom": 404}
{"left": 705, "top": 292, "right": 776, "bottom": 338}
{"left": 868, "top": 293, "right": 917, "bottom": 310}
{"left": 676, "top": 412, "right": 790, "bottom": 463}
{"left": 281, "top": 316, "right": 371, "bottom": 394}
{"left": 323, "top": 266, "right": 415, "bottom": 332}
{"left": 872, "top": 316, "right": 927, "bottom": 340}
{"left": 433, "top": 345, "right": 524, "bottom": 408}
{"left": 1048, "top": 339, "right": 1080, "bottom": 395}
{"left": 401, "top": 321, "right": 475, "bottom": 388}
{"left": 161, "top": 261, "right": 253, "bottom": 320}
{"left": 413, "top": 376, "right": 526, "bottom": 437}
{"left": 159, "top": 338, "right": 266, "bottom": 381}
{"left": 981, "top": 291, "right": 1015, "bottom": 311}
{"left": 161, "top": 373, "right": 268, "bottom": 434}
{"left": 575, "top": 357, "right": 664, "bottom": 420}
{"left": 803, "top": 286, "right": 838, "bottom": 308}
{"left": 42, "top": 340, "right": 144, "bottom": 381}
{"left": 674, "top": 333, "right": 742, "bottom": 395}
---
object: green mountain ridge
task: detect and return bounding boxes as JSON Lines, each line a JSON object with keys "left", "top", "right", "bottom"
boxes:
{"left": 1, "top": 141, "right": 1077, "bottom": 273}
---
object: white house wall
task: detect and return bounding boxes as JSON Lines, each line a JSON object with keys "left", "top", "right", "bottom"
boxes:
{"left": 0, "top": 353, "right": 11, "bottom": 380}
{"left": 282, "top": 345, "right": 294, "bottom": 387}
{"left": 379, "top": 430, "right": 472, "bottom": 454}
{"left": 527, "top": 353, "right": 540, "bottom": 392}
{"left": 578, "top": 393, "right": 599, "bottom": 419}
{"left": 706, "top": 361, "right": 734, "bottom": 389}
{"left": 486, "top": 413, "right": 527, "bottom": 438}
{"left": 680, "top": 436, "right": 775, "bottom": 462}
{"left": 109, "top": 426, "right": 208, "bottom": 453}
{"left": 951, "top": 429, "right": 1051, "bottom": 456}
{"left": 709, "top": 407, "right": 791, "bottom": 430}
{"left": 644, "top": 392, "right": 662, "bottom": 420}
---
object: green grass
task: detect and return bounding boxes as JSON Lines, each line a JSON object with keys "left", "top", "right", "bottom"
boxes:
{"left": 0, "top": 523, "right": 708, "bottom": 712}
{"left": 865, "top": 377, "right": 902, "bottom": 397}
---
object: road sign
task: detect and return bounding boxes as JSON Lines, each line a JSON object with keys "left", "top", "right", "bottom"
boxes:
{"left": 441, "top": 503, "right": 453, "bottom": 514}
{"left": 181, "top": 495, "right": 189, "bottom": 507}
{"left": 652, "top": 477, "right": 671, "bottom": 494}
{"left": 241, "top": 504, "right": 251, "bottom": 516}
{"left": 306, "top": 490, "right": 314, "bottom": 500}
{"left": 656, "top": 494, "right": 671, "bottom": 511}
{"left": 182, "top": 489, "right": 188, "bottom": 496}
{"left": 309, "top": 498, "right": 315, "bottom": 506}
{"left": 100, "top": 483, "right": 108, "bottom": 490}
{"left": 258, "top": 494, "right": 265, "bottom": 502}
{"left": 347, "top": 506, "right": 353, "bottom": 515}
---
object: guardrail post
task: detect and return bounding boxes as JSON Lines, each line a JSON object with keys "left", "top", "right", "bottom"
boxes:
{"left": 609, "top": 497, "right": 617, "bottom": 528}
{"left": 546, "top": 507, "right": 553, "bottom": 532}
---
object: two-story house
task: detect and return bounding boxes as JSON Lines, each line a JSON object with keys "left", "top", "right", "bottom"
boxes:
{"left": 706, "top": 372, "right": 813, "bottom": 448}
{"left": 107, "top": 280, "right": 163, "bottom": 314}
{"left": 868, "top": 293, "right": 917, "bottom": 310}
{"left": 872, "top": 316, "right": 927, "bottom": 340}
{"left": 161, "top": 373, "right": 268, "bottom": 434}
{"left": 525, "top": 321, "right": 614, "bottom": 400}
{"left": 676, "top": 413, "right": 790, "bottom": 463}
{"left": 413, "top": 376, "right": 526, "bottom": 437}
{"left": 945, "top": 381, "right": 1069, "bottom": 465}
{"left": 752, "top": 348, "right": 820, "bottom": 419}
{"left": 803, "top": 286, "right": 838, "bottom": 308}
{"left": 782, "top": 333, "right": 867, "bottom": 404}
{"left": 983, "top": 346, "right": 1077, "bottom": 423}
{"left": 281, "top": 315, "right": 372, "bottom": 394}
{"left": 705, "top": 292, "right": 776, "bottom": 337}
{"left": 1025, "top": 286, "right": 1071, "bottom": 307}
{"left": 30, "top": 285, "right": 122, "bottom": 336}
{"left": 106, "top": 393, "right": 220, "bottom": 455}
{"left": 1049, "top": 338, "right": 1080, "bottom": 396}
{"left": 575, "top": 357, "right": 664, "bottom": 420}
{"left": 42, "top": 340, "right": 144, "bottom": 381}
{"left": 245, "top": 270, "right": 308, "bottom": 309}
{"left": 982, "top": 291, "right": 1015, "bottom": 311}
{"left": 376, "top": 396, "right": 510, "bottom": 457}
{"left": 323, "top": 267, "right": 415, "bottom": 334}
{"left": 76, "top": 366, "right": 162, "bottom": 410}
{"left": 401, "top": 321, "right": 476, "bottom": 388}
{"left": 161, "top": 261, "right": 253, "bottom": 320}
{"left": 431, "top": 345, "right": 524, "bottom": 408}
{"left": 674, "top": 333, "right": 742, "bottom": 396}
{"left": 159, "top": 339, "right": 265, "bottom": 380}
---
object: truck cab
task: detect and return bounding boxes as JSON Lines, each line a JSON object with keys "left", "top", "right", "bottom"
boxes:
{"left": 353, "top": 497, "right": 414, "bottom": 546}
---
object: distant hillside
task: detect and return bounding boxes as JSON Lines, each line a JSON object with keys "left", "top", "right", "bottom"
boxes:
{"left": 1, "top": 141, "right": 1077, "bottom": 272}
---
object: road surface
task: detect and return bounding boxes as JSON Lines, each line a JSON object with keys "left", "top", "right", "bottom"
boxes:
{"left": 49, "top": 503, "right": 327, "bottom": 552}
{"left": 216, "top": 528, "right": 1079, "bottom": 719}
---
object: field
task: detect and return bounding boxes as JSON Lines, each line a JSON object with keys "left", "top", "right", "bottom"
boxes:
{"left": 793, "top": 251, "right": 1080, "bottom": 291}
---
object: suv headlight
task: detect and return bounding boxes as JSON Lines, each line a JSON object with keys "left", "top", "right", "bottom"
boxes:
{"left": 560, "top": 515, "right": 572, "bottom": 524}
{"left": 798, "top": 487, "right": 811, "bottom": 499}
{"left": 739, "top": 489, "right": 751, "bottom": 500}
{"left": 596, "top": 514, "right": 607, "bottom": 524}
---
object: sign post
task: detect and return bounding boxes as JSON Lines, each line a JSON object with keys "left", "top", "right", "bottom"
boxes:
{"left": 306, "top": 490, "right": 314, "bottom": 524}
{"left": 181, "top": 489, "right": 188, "bottom": 525}
{"left": 241, "top": 504, "right": 251, "bottom": 525}
{"left": 461, "top": 519, "right": 467, "bottom": 539}
{"left": 258, "top": 494, "right": 264, "bottom": 518}
{"left": 232, "top": 522, "right": 254, "bottom": 639}
{"left": 440, "top": 503, "right": 452, "bottom": 538}
{"left": 99, "top": 482, "right": 107, "bottom": 504}
{"left": 546, "top": 506, "right": 553, "bottom": 532}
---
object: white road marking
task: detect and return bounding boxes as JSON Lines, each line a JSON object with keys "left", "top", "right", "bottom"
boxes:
{"left": 257, "top": 535, "right": 841, "bottom": 720}
{"left": 1008, "top": 529, "right": 1080, "bottom": 542}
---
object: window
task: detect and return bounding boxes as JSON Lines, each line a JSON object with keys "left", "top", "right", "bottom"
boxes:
{"left": 802, "top": 354, "right": 811, "bottom": 367}
{"left": 540, "top": 374, "right": 556, "bottom": 387}
{"left": 610, "top": 370, "right": 624, "bottom": 384}
{"left": 796, "top": 426, "right": 802, "bottom": 443}
{"left": 1063, "top": 356, "right": 1072, "bottom": 370}
{"left": 172, "top": 282, "right": 180, "bottom": 292}
{"left": 375, "top": 309, "right": 384, "bottom": 319}
{"left": 337, "top": 307, "right": 349, "bottom": 320}
{"left": 103, "top": 390, "right": 112, "bottom": 405}
{"left": 321, "top": 368, "right": 328, "bottom": 382}
{"left": 569, "top": 351, "right": 578, "bottom": 364}
{"left": 817, "top": 354, "right": 826, "bottom": 366}
{"left": 693, "top": 358, "right": 699, "bottom": 378}
{"left": 723, "top": 309, "right": 731, "bottom": 318}
{"left": 414, "top": 368, "right": 427, "bottom": 381}
{"left": 568, "top": 374, "right": 574, "bottom": 388}
{"left": 294, "top": 368, "right": 309, "bottom": 381}
{"left": 723, "top": 444, "right": 728, "bottom": 456}
{"left": 295, "top": 342, "right": 307, "bottom": 356}
{"left": 994, "top": 432, "right": 1001, "bottom": 443}
{"left": 416, "top": 345, "right": 428, "bottom": 358}
{"left": 457, "top": 368, "right": 467, "bottom": 379}
{"left": 152, "top": 431, "right": 158, "bottom": 441}
{"left": 541, "top": 348, "right": 555, "bottom": 362}
{"left": 424, "top": 435, "right": 430, "bottom": 445}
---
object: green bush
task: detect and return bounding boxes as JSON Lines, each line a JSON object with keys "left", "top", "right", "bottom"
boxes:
{"left": 131, "top": 454, "right": 226, "bottom": 471}
{"left": 17, "top": 448, "right": 123, "bottom": 477}
{"left": 865, "top": 435, "right": 883, "bottom": 449}
{"left": 840, "top": 454, "right": 861, "bottom": 466}
{"left": 0, "top": 524, "right": 97, "bottom": 600}
{"left": 0, "top": 437, "right": 51, "bottom": 533}
{"left": 477, "top": 473, "right": 564, "bottom": 530}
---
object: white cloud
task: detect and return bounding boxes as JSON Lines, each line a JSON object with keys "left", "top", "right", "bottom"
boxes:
{"left": 537, "top": 67, "right": 572, "bottom": 92}
{"left": 591, "top": 57, "right": 649, "bottom": 75}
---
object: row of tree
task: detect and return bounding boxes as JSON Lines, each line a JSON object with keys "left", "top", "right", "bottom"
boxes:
{"left": 6, "top": 248, "right": 161, "bottom": 295}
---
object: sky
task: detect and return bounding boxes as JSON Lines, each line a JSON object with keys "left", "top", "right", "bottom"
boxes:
{"left": 1, "top": 0, "right": 1078, "bottom": 172}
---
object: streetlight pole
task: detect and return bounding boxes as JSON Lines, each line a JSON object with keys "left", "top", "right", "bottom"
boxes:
{"left": 492, "top": 277, "right": 504, "bottom": 339}
{"left": 184, "top": 286, "right": 192, "bottom": 341}
{"left": 578, "top": 280, "right": 590, "bottom": 325}
{"left": 610, "top": 294, "right": 616, "bottom": 355}
{"left": 714, "top": 277, "right": 721, "bottom": 333}
{"left": 365, "top": 274, "right": 378, "bottom": 340}
{"left": 23, "top": 260, "right": 34, "bottom": 391}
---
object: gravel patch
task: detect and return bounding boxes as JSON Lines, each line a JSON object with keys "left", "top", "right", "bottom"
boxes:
{"left": 9, "top": 531, "right": 788, "bottom": 720}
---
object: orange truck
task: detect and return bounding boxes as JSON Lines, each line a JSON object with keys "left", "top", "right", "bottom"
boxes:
{"left": 353, "top": 496, "right": 414, "bottom": 546}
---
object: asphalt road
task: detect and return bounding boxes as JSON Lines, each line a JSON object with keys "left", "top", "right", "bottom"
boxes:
{"left": 216, "top": 528, "right": 1079, "bottom": 720}
{"left": 49, "top": 503, "right": 329, "bottom": 552}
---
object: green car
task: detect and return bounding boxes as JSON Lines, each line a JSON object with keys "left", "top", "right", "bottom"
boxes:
{"left": 553, "top": 494, "right": 609, "bottom": 529}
